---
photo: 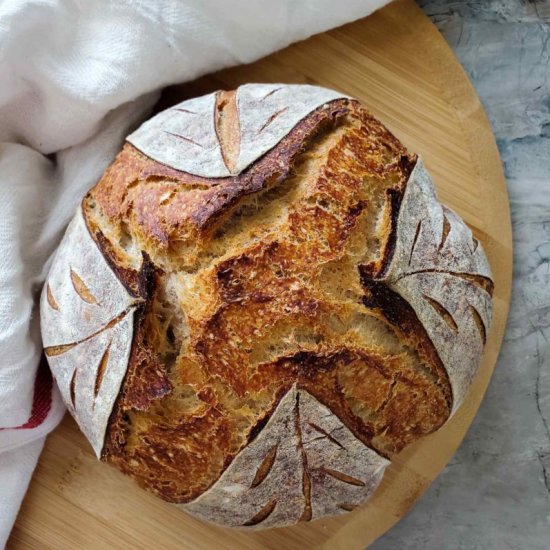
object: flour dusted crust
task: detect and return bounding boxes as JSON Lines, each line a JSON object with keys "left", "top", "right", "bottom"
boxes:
{"left": 127, "top": 84, "right": 346, "bottom": 178}
{"left": 183, "top": 386, "right": 389, "bottom": 528}
{"left": 40, "top": 208, "right": 140, "bottom": 456}
{"left": 381, "top": 161, "right": 493, "bottom": 412}
{"left": 41, "top": 83, "right": 493, "bottom": 529}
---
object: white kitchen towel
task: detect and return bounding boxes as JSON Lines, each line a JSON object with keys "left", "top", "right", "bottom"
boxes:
{"left": 0, "top": 0, "right": 389, "bottom": 546}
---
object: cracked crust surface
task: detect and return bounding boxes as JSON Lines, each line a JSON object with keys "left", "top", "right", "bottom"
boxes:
{"left": 92, "top": 94, "right": 451, "bottom": 501}
{"left": 42, "top": 84, "right": 492, "bottom": 529}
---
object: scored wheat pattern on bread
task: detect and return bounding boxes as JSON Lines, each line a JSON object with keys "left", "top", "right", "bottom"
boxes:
{"left": 40, "top": 84, "right": 493, "bottom": 529}
{"left": 40, "top": 208, "right": 141, "bottom": 455}
{"left": 185, "top": 386, "right": 389, "bottom": 528}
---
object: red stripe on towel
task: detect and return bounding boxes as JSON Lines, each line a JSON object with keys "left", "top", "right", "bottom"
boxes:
{"left": 0, "top": 357, "right": 53, "bottom": 431}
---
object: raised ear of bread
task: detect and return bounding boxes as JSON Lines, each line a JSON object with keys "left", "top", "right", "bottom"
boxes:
{"left": 41, "top": 83, "right": 493, "bottom": 529}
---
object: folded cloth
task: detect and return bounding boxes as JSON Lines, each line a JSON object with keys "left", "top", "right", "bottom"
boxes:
{"left": 0, "top": 0, "right": 389, "bottom": 545}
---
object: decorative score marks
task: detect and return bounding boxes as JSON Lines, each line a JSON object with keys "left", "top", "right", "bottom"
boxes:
{"left": 40, "top": 207, "right": 140, "bottom": 457}
{"left": 127, "top": 83, "right": 347, "bottom": 178}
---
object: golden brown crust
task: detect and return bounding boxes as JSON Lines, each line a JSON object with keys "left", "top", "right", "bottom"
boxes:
{"left": 92, "top": 98, "right": 452, "bottom": 504}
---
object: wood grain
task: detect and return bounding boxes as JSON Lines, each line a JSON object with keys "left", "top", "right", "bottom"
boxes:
{"left": 9, "top": 1, "right": 512, "bottom": 548}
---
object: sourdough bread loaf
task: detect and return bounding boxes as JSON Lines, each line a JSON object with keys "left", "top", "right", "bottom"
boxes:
{"left": 40, "top": 83, "right": 493, "bottom": 529}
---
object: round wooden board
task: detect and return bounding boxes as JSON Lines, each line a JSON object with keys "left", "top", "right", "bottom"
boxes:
{"left": 9, "top": 1, "right": 512, "bottom": 549}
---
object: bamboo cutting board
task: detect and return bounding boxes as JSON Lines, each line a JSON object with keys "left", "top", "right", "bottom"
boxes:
{"left": 9, "top": 1, "right": 512, "bottom": 548}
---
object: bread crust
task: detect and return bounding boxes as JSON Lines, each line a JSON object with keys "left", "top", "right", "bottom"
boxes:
{"left": 41, "top": 84, "right": 492, "bottom": 529}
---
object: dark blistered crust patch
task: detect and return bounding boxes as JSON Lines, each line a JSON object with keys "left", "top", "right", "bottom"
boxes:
{"left": 102, "top": 299, "right": 173, "bottom": 449}
{"left": 100, "top": 256, "right": 172, "bottom": 457}
{"left": 359, "top": 275, "right": 452, "bottom": 408}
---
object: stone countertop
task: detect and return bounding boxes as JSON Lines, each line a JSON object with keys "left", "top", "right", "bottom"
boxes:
{"left": 373, "top": 2, "right": 550, "bottom": 549}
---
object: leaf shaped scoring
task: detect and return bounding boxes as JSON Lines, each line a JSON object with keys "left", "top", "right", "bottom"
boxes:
{"left": 383, "top": 159, "right": 493, "bottom": 412}
{"left": 46, "top": 284, "right": 59, "bottom": 310}
{"left": 94, "top": 341, "right": 111, "bottom": 398}
{"left": 41, "top": 206, "right": 139, "bottom": 456}
{"left": 214, "top": 89, "right": 241, "bottom": 174}
{"left": 47, "top": 313, "right": 134, "bottom": 454}
{"left": 70, "top": 269, "right": 98, "bottom": 304}
{"left": 126, "top": 83, "right": 347, "bottom": 179}
{"left": 183, "top": 385, "right": 389, "bottom": 529}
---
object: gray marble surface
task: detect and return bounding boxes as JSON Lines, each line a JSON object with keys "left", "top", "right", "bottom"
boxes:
{"left": 373, "top": 1, "right": 550, "bottom": 548}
